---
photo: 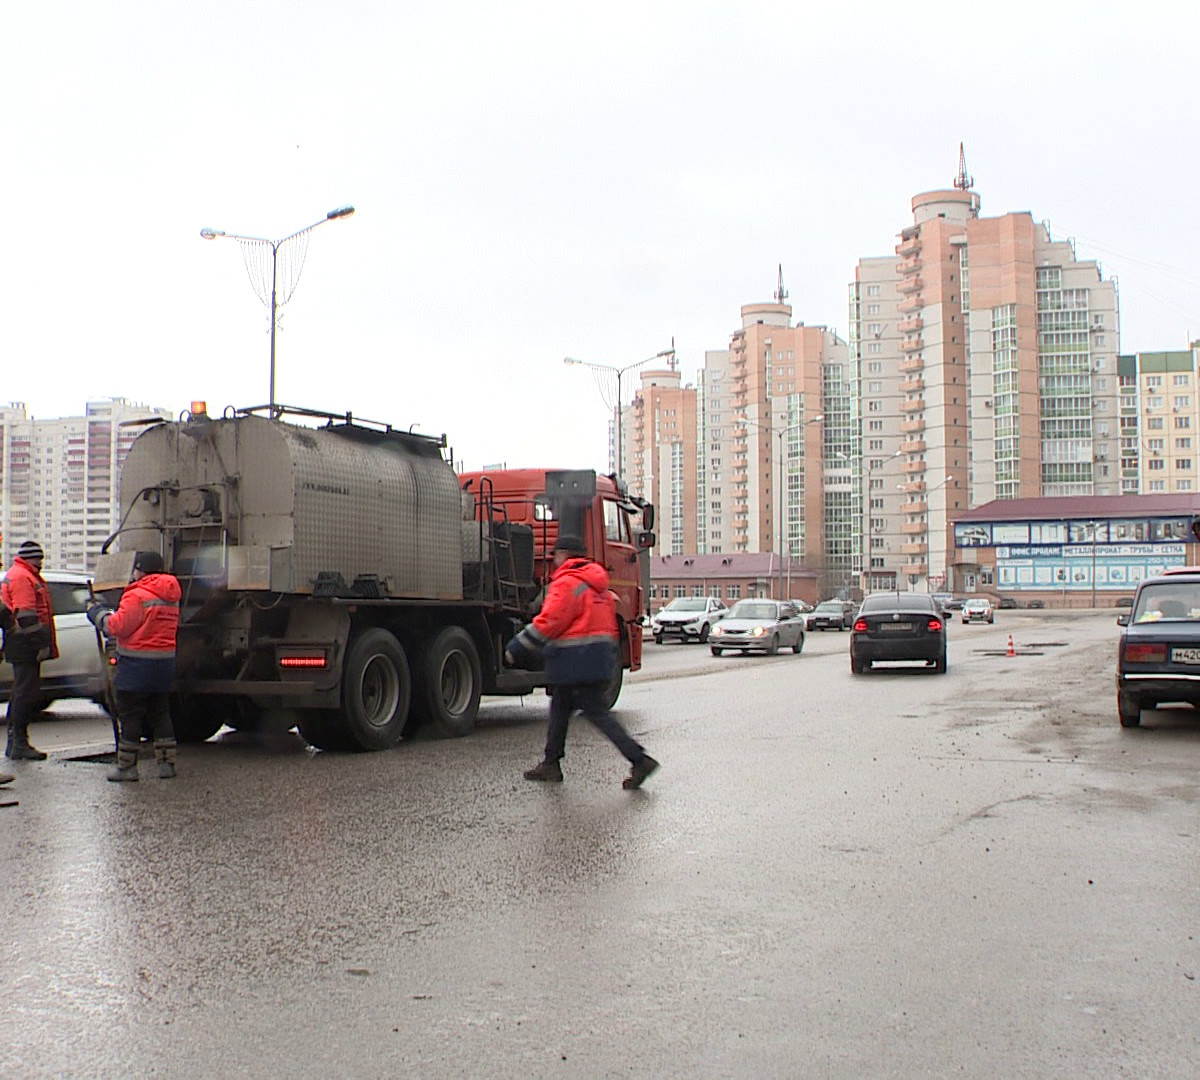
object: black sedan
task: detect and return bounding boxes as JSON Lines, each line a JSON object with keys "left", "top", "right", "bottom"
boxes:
{"left": 849, "top": 592, "right": 948, "bottom": 674}
{"left": 1116, "top": 571, "right": 1200, "bottom": 727}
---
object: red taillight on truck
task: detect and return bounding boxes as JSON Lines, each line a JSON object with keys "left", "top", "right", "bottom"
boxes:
{"left": 1123, "top": 642, "right": 1167, "bottom": 664}
{"left": 853, "top": 618, "right": 868, "bottom": 632}
{"left": 279, "top": 655, "right": 328, "bottom": 669}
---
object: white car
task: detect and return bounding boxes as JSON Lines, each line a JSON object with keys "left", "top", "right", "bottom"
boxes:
{"left": 961, "top": 598, "right": 995, "bottom": 624}
{"left": 0, "top": 570, "right": 108, "bottom": 711}
{"left": 651, "top": 596, "right": 728, "bottom": 644}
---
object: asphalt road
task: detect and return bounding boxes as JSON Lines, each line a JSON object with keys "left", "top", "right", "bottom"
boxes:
{"left": 1, "top": 611, "right": 1197, "bottom": 1078}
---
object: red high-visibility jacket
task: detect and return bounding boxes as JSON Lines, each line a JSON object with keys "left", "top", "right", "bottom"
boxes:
{"left": 1, "top": 557, "right": 58, "bottom": 661}
{"left": 106, "top": 572, "right": 181, "bottom": 658}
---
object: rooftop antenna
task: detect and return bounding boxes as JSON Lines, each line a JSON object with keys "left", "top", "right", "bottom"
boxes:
{"left": 954, "top": 143, "right": 974, "bottom": 191}
{"left": 667, "top": 335, "right": 678, "bottom": 372}
{"left": 774, "top": 264, "right": 788, "bottom": 305}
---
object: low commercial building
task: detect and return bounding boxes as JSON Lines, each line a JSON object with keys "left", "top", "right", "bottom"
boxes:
{"left": 648, "top": 552, "right": 819, "bottom": 615}
{"left": 950, "top": 494, "right": 1200, "bottom": 608}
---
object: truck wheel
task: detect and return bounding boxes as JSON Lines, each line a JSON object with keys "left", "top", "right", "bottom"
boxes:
{"left": 595, "top": 662, "right": 624, "bottom": 711}
{"left": 340, "top": 628, "right": 411, "bottom": 750}
{"left": 410, "top": 626, "right": 482, "bottom": 739}
{"left": 169, "top": 693, "right": 227, "bottom": 743}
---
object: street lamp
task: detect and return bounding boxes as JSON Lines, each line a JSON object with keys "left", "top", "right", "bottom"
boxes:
{"left": 563, "top": 348, "right": 675, "bottom": 477}
{"left": 840, "top": 447, "right": 902, "bottom": 595}
{"left": 736, "top": 413, "right": 823, "bottom": 599}
{"left": 200, "top": 205, "right": 356, "bottom": 416}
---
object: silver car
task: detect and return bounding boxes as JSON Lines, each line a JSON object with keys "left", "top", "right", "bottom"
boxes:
{"left": 0, "top": 570, "right": 108, "bottom": 711}
{"left": 709, "top": 600, "right": 805, "bottom": 656}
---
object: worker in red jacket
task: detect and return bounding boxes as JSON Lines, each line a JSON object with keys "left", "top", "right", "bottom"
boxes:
{"left": 506, "top": 534, "right": 659, "bottom": 789}
{"left": 87, "top": 551, "right": 181, "bottom": 782}
{"left": 2, "top": 540, "right": 57, "bottom": 762}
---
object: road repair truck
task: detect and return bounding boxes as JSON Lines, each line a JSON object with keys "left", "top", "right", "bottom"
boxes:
{"left": 93, "top": 404, "right": 655, "bottom": 751}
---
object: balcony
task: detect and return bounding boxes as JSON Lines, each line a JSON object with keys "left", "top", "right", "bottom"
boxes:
{"left": 899, "top": 337, "right": 924, "bottom": 354}
{"left": 897, "top": 276, "right": 923, "bottom": 295}
{"left": 899, "top": 418, "right": 925, "bottom": 435}
{"left": 897, "top": 316, "right": 923, "bottom": 334}
{"left": 896, "top": 258, "right": 922, "bottom": 276}
{"left": 899, "top": 378, "right": 924, "bottom": 395}
{"left": 898, "top": 480, "right": 926, "bottom": 494}
{"left": 899, "top": 439, "right": 926, "bottom": 454}
{"left": 899, "top": 398, "right": 925, "bottom": 413}
{"left": 901, "top": 459, "right": 927, "bottom": 475}
{"left": 898, "top": 294, "right": 923, "bottom": 314}
{"left": 902, "top": 560, "right": 929, "bottom": 577}
{"left": 896, "top": 235, "right": 920, "bottom": 257}
{"left": 899, "top": 356, "right": 923, "bottom": 373}
{"left": 900, "top": 499, "right": 928, "bottom": 515}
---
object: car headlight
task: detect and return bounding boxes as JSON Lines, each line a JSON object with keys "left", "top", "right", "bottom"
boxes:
{"left": 711, "top": 625, "right": 723, "bottom": 635}
{"left": 751, "top": 626, "right": 765, "bottom": 637}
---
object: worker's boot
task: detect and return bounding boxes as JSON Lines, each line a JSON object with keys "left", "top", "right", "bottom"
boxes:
{"left": 154, "top": 739, "right": 177, "bottom": 779}
{"left": 4, "top": 721, "right": 13, "bottom": 758}
{"left": 106, "top": 740, "right": 140, "bottom": 782}
{"left": 523, "top": 759, "right": 563, "bottom": 782}
{"left": 9, "top": 723, "right": 47, "bottom": 761}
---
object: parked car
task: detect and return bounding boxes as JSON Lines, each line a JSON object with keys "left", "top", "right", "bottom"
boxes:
{"left": 808, "top": 600, "right": 857, "bottom": 631}
{"left": 961, "top": 598, "right": 995, "bottom": 624}
{"left": 1115, "top": 570, "right": 1200, "bottom": 727}
{"left": 995, "top": 596, "right": 1019, "bottom": 610}
{"left": 850, "top": 592, "right": 948, "bottom": 674}
{"left": 1113, "top": 596, "right": 1134, "bottom": 608}
{"left": 651, "top": 596, "right": 727, "bottom": 644}
{"left": 932, "top": 593, "right": 967, "bottom": 612}
{"left": 0, "top": 570, "right": 108, "bottom": 712}
{"left": 1025, "top": 599, "right": 1046, "bottom": 609}
{"left": 709, "top": 600, "right": 805, "bottom": 656}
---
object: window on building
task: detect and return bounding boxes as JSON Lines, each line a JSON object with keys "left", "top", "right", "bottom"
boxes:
{"left": 674, "top": 584, "right": 687, "bottom": 598}
{"left": 868, "top": 343, "right": 881, "bottom": 354}
{"left": 1148, "top": 459, "right": 1165, "bottom": 470}
{"left": 1177, "top": 459, "right": 1193, "bottom": 470}
{"left": 727, "top": 585, "right": 741, "bottom": 600}
{"left": 1176, "top": 438, "right": 1193, "bottom": 450}
{"left": 692, "top": 585, "right": 705, "bottom": 598}
{"left": 868, "top": 362, "right": 882, "bottom": 374}
{"left": 1146, "top": 376, "right": 1163, "bottom": 388}
{"left": 1177, "top": 396, "right": 1192, "bottom": 409}
{"left": 1177, "top": 416, "right": 1192, "bottom": 429}
{"left": 1149, "top": 480, "right": 1166, "bottom": 491}
{"left": 1147, "top": 417, "right": 1165, "bottom": 430}
{"left": 1180, "top": 480, "right": 1194, "bottom": 491}
{"left": 1174, "top": 374, "right": 1191, "bottom": 386}
{"left": 648, "top": 585, "right": 658, "bottom": 598}
{"left": 867, "top": 285, "right": 880, "bottom": 297}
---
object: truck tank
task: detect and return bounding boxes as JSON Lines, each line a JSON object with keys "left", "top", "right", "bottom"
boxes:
{"left": 116, "top": 413, "right": 464, "bottom": 599}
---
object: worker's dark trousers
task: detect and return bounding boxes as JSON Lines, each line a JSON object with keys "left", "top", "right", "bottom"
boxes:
{"left": 115, "top": 690, "right": 175, "bottom": 744}
{"left": 6, "top": 662, "right": 42, "bottom": 753}
{"left": 544, "top": 683, "right": 644, "bottom": 764}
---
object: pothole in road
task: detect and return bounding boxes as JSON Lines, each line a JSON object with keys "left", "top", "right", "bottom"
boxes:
{"left": 61, "top": 751, "right": 116, "bottom": 764}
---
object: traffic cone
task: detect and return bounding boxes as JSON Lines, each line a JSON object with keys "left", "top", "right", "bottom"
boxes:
{"left": 1006, "top": 634, "right": 1016, "bottom": 657}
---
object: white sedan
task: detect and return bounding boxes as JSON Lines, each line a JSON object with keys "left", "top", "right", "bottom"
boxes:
{"left": 961, "top": 598, "right": 995, "bottom": 624}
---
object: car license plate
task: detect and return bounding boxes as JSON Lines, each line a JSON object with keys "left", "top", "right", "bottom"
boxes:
{"left": 879, "top": 622, "right": 912, "bottom": 633}
{"left": 1171, "top": 647, "right": 1200, "bottom": 664}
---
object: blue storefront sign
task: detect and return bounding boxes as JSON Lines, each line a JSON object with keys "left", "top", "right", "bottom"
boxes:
{"left": 994, "top": 543, "right": 1187, "bottom": 591}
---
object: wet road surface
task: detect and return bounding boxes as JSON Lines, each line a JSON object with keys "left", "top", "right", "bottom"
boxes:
{"left": 1, "top": 611, "right": 1197, "bottom": 1077}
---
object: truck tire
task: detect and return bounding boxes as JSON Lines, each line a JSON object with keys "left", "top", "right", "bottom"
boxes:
{"left": 598, "top": 661, "right": 624, "bottom": 711}
{"left": 409, "top": 626, "right": 482, "bottom": 739}
{"left": 169, "top": 693, "right": 227, "bottom": 743}
{"left": 340, "top": 628, "right": 411, "bottom": 751}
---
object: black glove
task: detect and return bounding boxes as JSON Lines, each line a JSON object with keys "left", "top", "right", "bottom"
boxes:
{"left": 86, "top": 601, "right": 113, "bottom": 630}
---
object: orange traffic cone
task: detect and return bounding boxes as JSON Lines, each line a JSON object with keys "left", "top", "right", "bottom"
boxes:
{"left": 1006, "top": 634, "right": 1016, "bottom": 657}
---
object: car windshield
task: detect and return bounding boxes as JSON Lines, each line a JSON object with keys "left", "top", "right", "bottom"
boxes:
{"left": 727, "top": 602, "right": 778, "bottom": 621}
{"left": 966, "top": 600, "right": 989, "bottom": 609}
{"left": 48, "top": 581, "right": 91, "bottom": 615}
{"left": 860, "top": 593, "right": 937, "bottom": 614}
{"left": 663, "top": 598, "right": 708, "bottom": 612}
{"left": 815, "top": 602, "right": 844, "bottom": 613}
{"left": 1132, "top": 584, "right": 1200, "bottom": 622}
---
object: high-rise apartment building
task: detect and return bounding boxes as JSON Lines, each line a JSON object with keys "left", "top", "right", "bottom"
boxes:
{"left": 851, "top": 173, "right": 1120, "bottom": 593}
{"left": 1119, "top": 347, "right": 1200, "bottom": 494}
{"left": 0, "top": 398, "right": 171, "bottom": 571}
{"left": 627, "top": 364, "right": 699, "bottom": 555}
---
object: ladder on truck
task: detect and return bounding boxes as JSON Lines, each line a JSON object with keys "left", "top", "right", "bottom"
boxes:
{"left": 469, "top": 477, "right": 527, "bottom": 613}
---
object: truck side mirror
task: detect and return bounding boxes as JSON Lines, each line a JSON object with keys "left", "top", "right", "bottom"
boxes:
{"left": 642, "top": 506, "right": 656, "bottom": 531}
{"left": 637, "top": 530, "right": 656, "bottom": 550}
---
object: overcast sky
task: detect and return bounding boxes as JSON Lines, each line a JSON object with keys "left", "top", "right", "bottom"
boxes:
{"left": 3, "top": 1, "right": 1195, "bottom": 471}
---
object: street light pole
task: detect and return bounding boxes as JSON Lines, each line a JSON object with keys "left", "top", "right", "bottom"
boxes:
{"left": 1090, "top": 520, "right": 1100, "bottom": 609}
{"left": 201, "top": 205, "right": 355, "bottom": 416}
{"left": 563, "top": 348, "right": 674, "bottom": 477}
